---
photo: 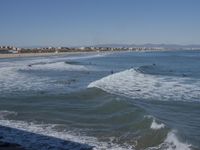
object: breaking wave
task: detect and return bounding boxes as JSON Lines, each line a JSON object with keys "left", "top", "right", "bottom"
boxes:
{"left": 0, "top": 119, "right": 133, "bottom": 150}
{"left": 88, "top": 69, "right": 200, "bottom": 102}
{"left": 0, "top": 111, "right": 193, "bottom": 150}
{"left": 146, "top": 130, "right": 192, "bottom": 150}
{"left": 136, "top": 65, "right": 182, "bottom": 77}
{"left": 0, "top": 66, "right": 53, "bottom": 93}
{"left": 0, "top": 60, "right": 92, "bottom": 94}
{"left": 0, "top": 110, "right": 18, "bottom": 119}
{"left": 145, "top": 115, "right": 165, "bottom": 130}
{"left": 25, "top": 61, "right": 89, "bottom": 71}
{"left": 150, "top": 119, "right": 165, "bottom": 130}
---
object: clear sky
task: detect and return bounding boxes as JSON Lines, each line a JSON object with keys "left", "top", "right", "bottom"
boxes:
{"left": 0, "top": 0, "right": 200, "bottom": 47}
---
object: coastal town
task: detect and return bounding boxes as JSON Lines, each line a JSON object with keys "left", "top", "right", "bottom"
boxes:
{"left": 1, "top": 45, "right": 200, "bottom": 55}
{"left": 0, "top": 45, "right": 164, "bottom": 54}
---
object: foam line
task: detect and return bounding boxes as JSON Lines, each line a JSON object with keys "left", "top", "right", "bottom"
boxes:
{"left": 0, "top": 119, "right": 134, "bottom": 150}
{"left": 145, "top": 130, "right": 191, "bottom": 150}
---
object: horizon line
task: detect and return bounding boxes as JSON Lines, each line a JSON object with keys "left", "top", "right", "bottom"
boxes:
{"left": 2, "top": 43, "right": 200, "bottom": 48}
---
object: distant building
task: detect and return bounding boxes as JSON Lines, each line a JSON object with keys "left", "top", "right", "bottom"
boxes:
{"left": 0, "top": 45, "right": 18, "bottom": 53}
{"left": 79, "top": 47, "right": 85, "bottom": 50}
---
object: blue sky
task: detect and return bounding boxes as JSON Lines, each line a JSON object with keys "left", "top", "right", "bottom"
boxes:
{"left": 0, "top": 0, "right": 200, "bottom": 47}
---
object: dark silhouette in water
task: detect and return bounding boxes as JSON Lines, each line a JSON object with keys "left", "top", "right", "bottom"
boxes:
{"left": 182, "top": 74, "right": 187, "bottom": 77}
{"left": 135, "top": 89, "right": 141, "bottom": 91}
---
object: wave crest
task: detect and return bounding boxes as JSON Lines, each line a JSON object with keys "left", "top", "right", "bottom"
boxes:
{"left": 0, "top": 111, "right": 18, "bottom": 119}
{"left": 146, "top": 130, "right": 192, "bottom": 150}
{"left": 25, "top": 61, "right": 89, "bottom": 71}
{"left": 88, "top": 69, "right": 200, "bottom": 102}
{"left": 0, "top": 119, "right": 134, "bottom": 150}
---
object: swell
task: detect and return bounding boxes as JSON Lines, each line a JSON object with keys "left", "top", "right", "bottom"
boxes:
{"left": 0, "top": 120, "right": 130, "bottom": 150}
{"left": 0, "top": 109, "right": 193, "bottom": 150}
{"left": 135, "top": 64, "right": 186, "bottom": 77}
{"left": 0, "top": 88, "right": 163, "bottom": 149}
{"left": 88, "top": 68, "right": 200, "bottom": 102}
{"left": 87, "top": 68, "right": 199, "bottom": 149}
{"left": 0, "top": 105, "right": 136, "bottom": 150}
{"left": 0, "top": 59, "right": 93, "bottom": 95}
{"left": 0, "top": 87, "right": 195, "bottom": 150}
{"left": 24, "top": 61, "right": 89, "bottom": 71}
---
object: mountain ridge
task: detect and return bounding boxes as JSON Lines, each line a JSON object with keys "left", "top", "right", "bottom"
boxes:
{"left": 92, "top": 43, "right": 200, "bottom": 49}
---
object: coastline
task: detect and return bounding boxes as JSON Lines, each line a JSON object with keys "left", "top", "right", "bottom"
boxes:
{"left": 0, "top": 52, "right": 85, "bottom": 59}
{"left": 0, "top": 50, "right": 159, "bottom": 59}
{"left": 0, "top": 51, "right": 116, "bottom": 59}
{"left": 0, "top": 49, "right": 196, "bottom": 59}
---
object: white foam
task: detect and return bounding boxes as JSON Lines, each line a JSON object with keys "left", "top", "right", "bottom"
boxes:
{"left": 0, "top": 55, "right": 93, "bottom": 94}
{"left": 150, "top": 119, "right": 165, "bottom": 130}
{"left": 0, "top": 119, "right": 134, "bottom": 150}
{"left": 0, "top": 52, "right": 106, "bottom": 92}
{"left": 146, "top": 130, "right": 191, "bottom": 150}
{"left": 88, "top": 69, "right": 200, "bottom": 102}
{"left": 0, "top": 66, "right": 52, "bottom": 93}
{"left": 164, "top": 131, "right": 191, "bottom": 150}
{"left": 0, "top": 110, "right": 17, "bottom": 119}
{"left": 25, "top": 61, "right": 89, "bottom": 71}
{"left": 144, "top": 115, "right": 165, "bottom": 130}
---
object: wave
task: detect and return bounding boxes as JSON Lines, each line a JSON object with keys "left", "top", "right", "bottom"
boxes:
{"left": 136, "top": 65, "right": 180, "bottom": 76}
{"left": 0, "top": 66, "right": 53, "bottom": 94}
{"left": 25, "top": 61, "right": 89, "bottom": 71}
{"left": 0, "top": 111, "right": 193, "bottom": 150}
{"left": 146, "top": 130, "right": 192, "bottom": 150}
{"left": 0, "top": 53, "right": 102, "bottom": 93}
{"left": 0, "top": 119, "right": 133, "bottom": 150}
{"left": 0, "top": 52, "right": 108, "bottom": 94}
{"left": 136, "top": 64, "right": 195, "bottom": 78}
{"left": 0, "top": 61, "right": 91, "bottom": 94}
{"left": 144, "top": 115, "right": 165, "bottom": 130}
{"left": 88, "top": 69, "right": 200, "bottom": 102}
{"left": 150, "top": 119, "right": 165, "bottom": 130}
{"left": 0, "top": 110, "right": 18, "bottom": 119}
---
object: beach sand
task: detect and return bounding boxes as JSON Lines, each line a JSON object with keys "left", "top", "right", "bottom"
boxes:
{"left": 0, "top": 52, "right": 74, "bottom": 59}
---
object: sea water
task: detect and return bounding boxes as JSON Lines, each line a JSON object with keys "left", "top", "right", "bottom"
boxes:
{"left": 0, "top": 50, "right": 200, "bottom": 150}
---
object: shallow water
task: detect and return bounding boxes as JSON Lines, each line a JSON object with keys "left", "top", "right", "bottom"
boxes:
{"left": 0, "top": 50, "right": 200, "bottom": 150}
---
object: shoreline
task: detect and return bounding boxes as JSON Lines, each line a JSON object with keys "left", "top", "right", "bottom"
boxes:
{"left": 0, "top": 52, "right": 88, "bottom": 59}
{"left": 0, "top": 51, "right": 117, "bottom": 59}
{"left": 0, "top": 51, "right": 114, "bottom": 59}
{"left": 0, "top": 49, "right": 196, "bottom": 59}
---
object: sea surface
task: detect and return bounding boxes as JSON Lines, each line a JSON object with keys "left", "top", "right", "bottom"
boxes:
{"left": 0, "top": 50, "right": 200, "bottom": 150}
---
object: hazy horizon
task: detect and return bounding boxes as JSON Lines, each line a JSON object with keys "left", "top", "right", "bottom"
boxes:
{"left": 9, "top": 43, "right": 200, "bottom": 49}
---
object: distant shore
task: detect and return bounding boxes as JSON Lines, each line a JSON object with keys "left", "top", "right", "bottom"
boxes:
{"left": 0, "top": 48, "right": 197, "bottom": 59}
{"left": 0, "top": 52, "right": 91, "bottom": 59}
{"left": 0, "top": 45, "right": 166, "bottom": 59}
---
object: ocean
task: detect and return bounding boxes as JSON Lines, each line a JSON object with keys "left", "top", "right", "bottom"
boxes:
{"left": 0, "top": 50, "right": 199, "bottom": 150}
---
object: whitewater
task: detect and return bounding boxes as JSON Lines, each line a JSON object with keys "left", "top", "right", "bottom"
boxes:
{"left": 0, "top": 51, "right": 200, "bottom": 150}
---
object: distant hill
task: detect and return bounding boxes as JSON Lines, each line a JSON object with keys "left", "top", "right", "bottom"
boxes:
{"left": 92, "top": 43, "right": 200, "bottom": 49}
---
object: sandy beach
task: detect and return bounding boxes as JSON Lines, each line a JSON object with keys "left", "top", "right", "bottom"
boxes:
{"left": 0, "top": 51, "right": 112, "bottom": 59}
{"left": 0, "top": 52, "right": 77, "bottom": 59}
